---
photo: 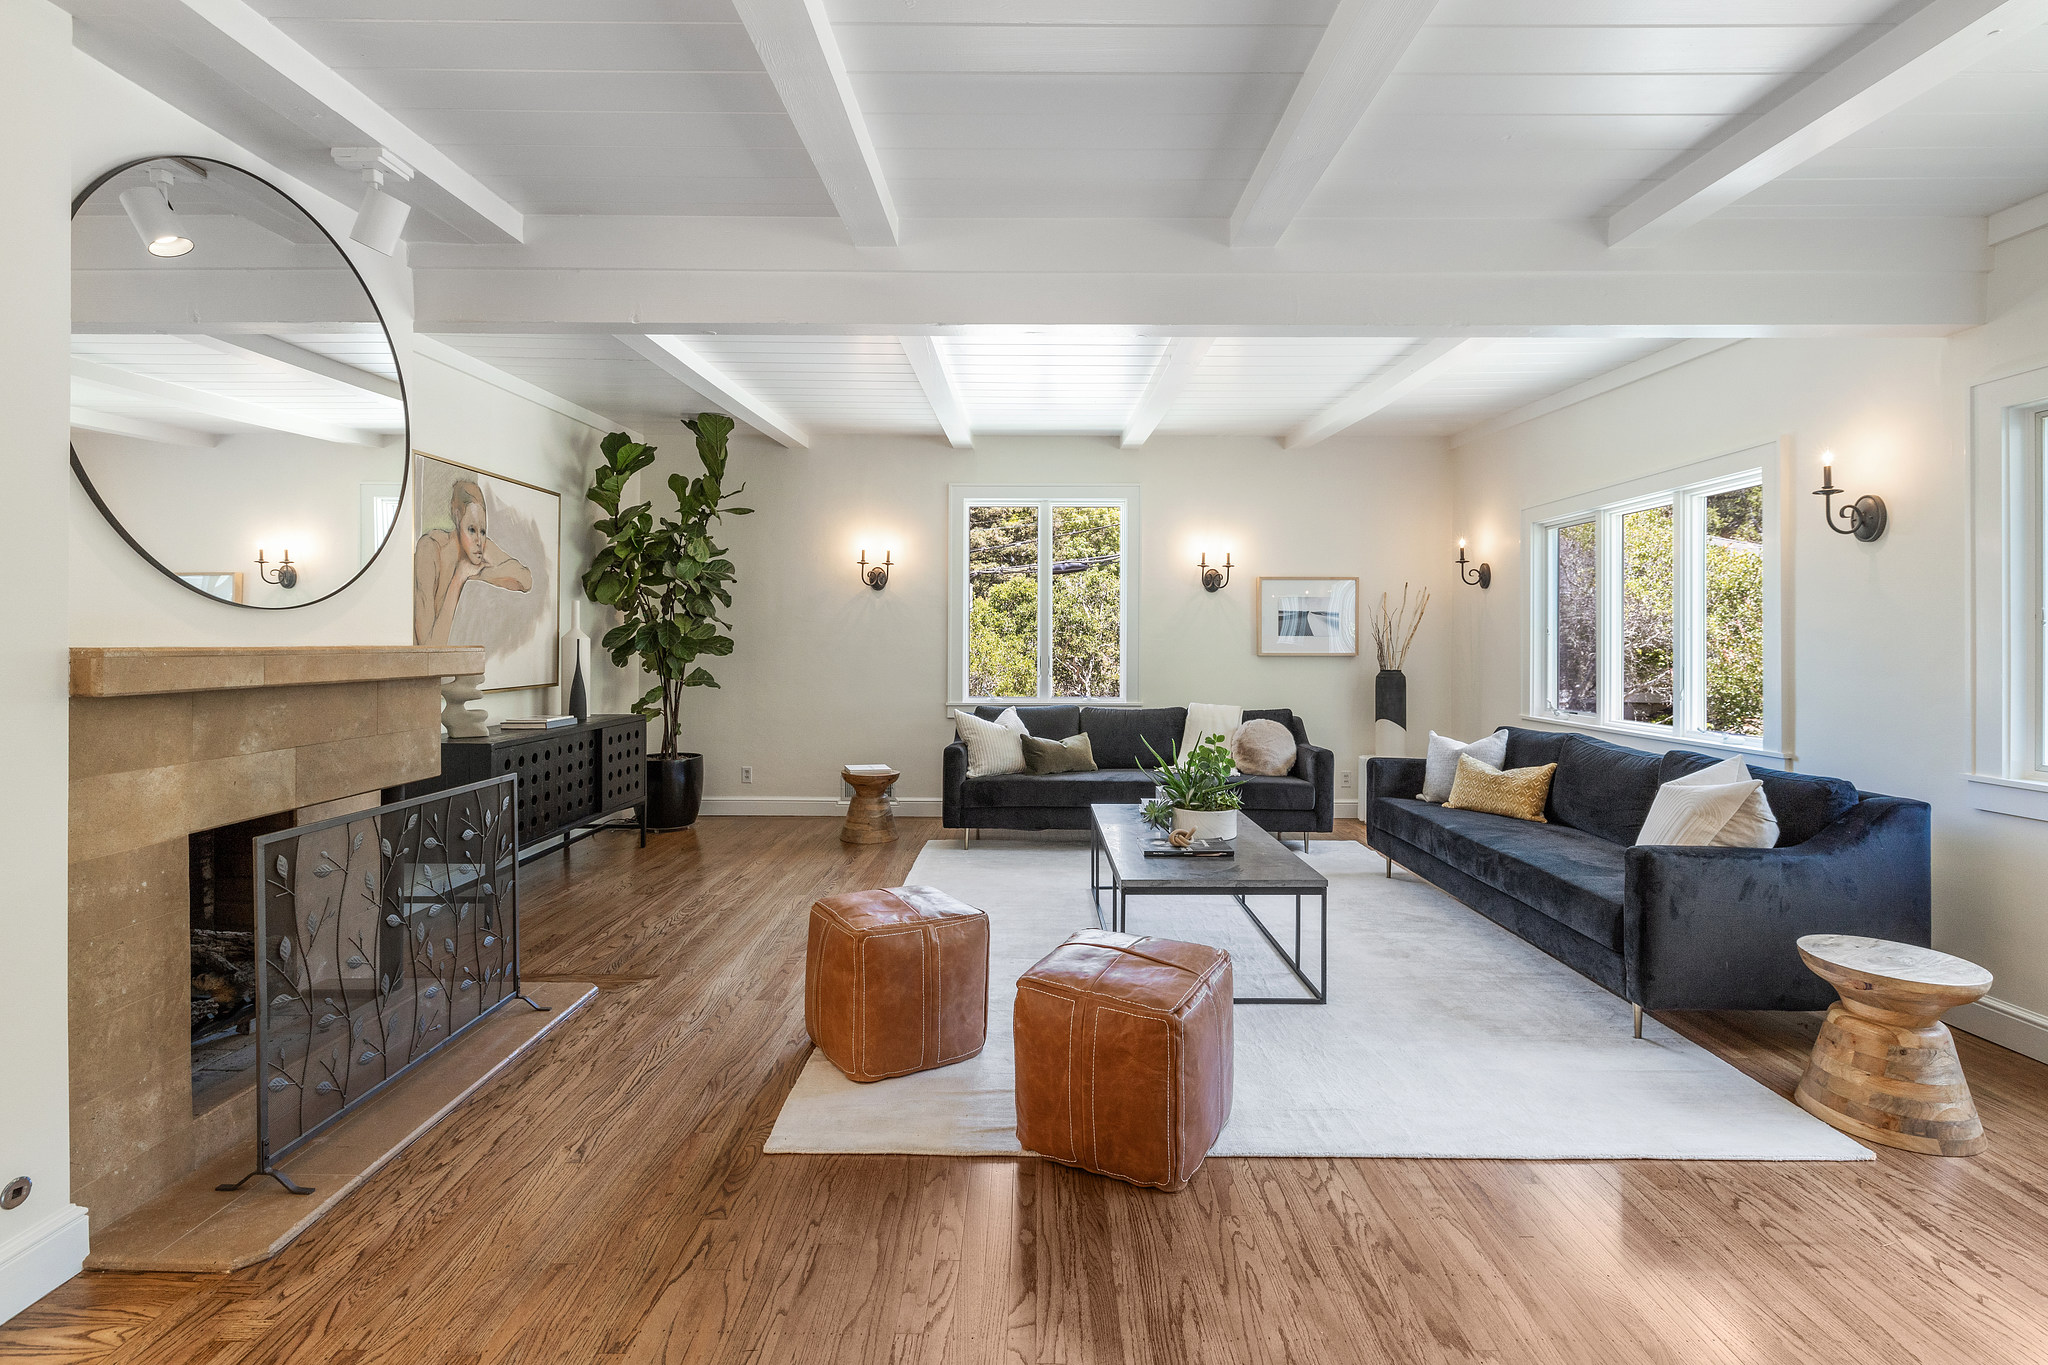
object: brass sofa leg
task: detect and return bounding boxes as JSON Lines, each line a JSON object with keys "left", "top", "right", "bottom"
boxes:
{"left": 1384, "top": 856, "right": 1393, "bottom": 878}
{"left": 1633, "top": 1004, "right": 1643, "bottom": 1040}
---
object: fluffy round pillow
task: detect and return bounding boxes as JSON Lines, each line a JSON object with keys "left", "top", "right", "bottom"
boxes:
{"left": 1232, "top": 718, "right": 1296, "bottom": 776}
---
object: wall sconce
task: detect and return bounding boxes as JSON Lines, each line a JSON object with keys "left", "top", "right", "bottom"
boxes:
{"left": 1198, "top": 552, "right": 1233, "bottom": 592}
{"left": 1457, "top": 539, "right": 1490, "bottom": 589}
{"left": 255, "top": 549, "right": 299, "bottom": 589}
{"left": 857, "top": 550, "right": 892, "bottom": 591}
{"left": 1813, "top": 452, "right": 1887, "bottom": 542}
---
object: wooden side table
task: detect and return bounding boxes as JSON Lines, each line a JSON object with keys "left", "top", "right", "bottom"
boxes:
{"left": 1793, "top": 934, "right": 1993, "bottom": 1157}
{"left": 841, "top": 767, "right": 900, "bottom": 845}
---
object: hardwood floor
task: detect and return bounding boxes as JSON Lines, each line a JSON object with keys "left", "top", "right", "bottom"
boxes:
{"left": 8, "top": 817, "right": 2048, "bottom": 1363}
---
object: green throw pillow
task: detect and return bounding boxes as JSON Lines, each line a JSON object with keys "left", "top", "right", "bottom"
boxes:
{"left": 1023, "top": 733, "right": 1097, "bottom": 774}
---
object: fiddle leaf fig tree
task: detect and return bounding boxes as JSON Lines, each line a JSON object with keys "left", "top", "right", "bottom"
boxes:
{"left": 582, "top": 414, "right": 751, "bottom": 759}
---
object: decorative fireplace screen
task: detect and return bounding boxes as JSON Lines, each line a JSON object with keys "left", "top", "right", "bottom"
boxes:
{"left": 220, "top": 774, "right": 536, "bottom": 1194}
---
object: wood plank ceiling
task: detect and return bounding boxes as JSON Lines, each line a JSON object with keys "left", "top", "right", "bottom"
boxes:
{"left": 59, "top": 0, "right": 2048, "bottom": 444}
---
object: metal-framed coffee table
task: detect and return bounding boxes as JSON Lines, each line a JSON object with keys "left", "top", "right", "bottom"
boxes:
{"left": 1088, "top": 803, "right": 1328, "bottom": 1005}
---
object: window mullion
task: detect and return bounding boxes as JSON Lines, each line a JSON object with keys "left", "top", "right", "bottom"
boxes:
{"left": 1037, "top": 500, "right": 1053, "bottom": 702}
{"left": 1676, "top": 489, "right": 1701, "bottom": 737}
{"left": 1597, "top": 509, "right": 1621, "bottom": 728}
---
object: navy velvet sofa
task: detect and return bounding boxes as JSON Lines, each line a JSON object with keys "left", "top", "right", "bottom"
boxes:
{"left": 943, "top": 705, "right": 1335, "bottom": 838}
{"left": 1365, "top": 727, "right": 1931, "bottom": 1018}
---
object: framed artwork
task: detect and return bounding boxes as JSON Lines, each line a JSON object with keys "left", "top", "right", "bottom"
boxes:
{"left": 1256, "top": 577, "right": 1358, "bottom": 657}
{"left": 412, "top": 451, "right": 560, "bottom": 692}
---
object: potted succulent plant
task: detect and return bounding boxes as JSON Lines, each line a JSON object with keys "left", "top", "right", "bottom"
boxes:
{"left": 582, "top": 415, "right": 750, "bottom": 830}
{"left": 1141, "top": 733, "right": 1245, "bottom": 842}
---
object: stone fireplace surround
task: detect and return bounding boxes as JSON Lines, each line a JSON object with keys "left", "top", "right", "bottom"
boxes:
{"left": 68, "top": 645, "right": 481, "bottom": 1234}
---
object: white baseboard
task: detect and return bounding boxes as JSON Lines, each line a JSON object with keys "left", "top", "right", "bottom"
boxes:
{"left": 700, "top": 796, "right": 1355, "bottom": 822}
{"left": 698, "top": 796, "right": 943, "bottom": 818}
{"left": 0, "top": 1204, "right": 88, "bottom": 1325}
{"left": 1949, "top": 994, "right": 2048, "bottom": 1064}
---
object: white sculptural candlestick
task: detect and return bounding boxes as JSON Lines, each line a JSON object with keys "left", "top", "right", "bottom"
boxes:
{"left": 440, "top": 674, "right": 489, "bottom": 738}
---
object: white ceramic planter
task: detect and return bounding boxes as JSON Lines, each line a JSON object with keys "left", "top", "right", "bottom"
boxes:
{"left": 1172, "top": 807, "right": 1238, "bottom": 841}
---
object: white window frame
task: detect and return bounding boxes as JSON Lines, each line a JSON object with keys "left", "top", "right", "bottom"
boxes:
{"left": 1524, "top": 442, "right": 1786, "bottom": 761}
{"left": 948, "top": 484, "right": 1140, "bottom": 707}
{"left": 1968, "top": 366, "right": 2048, "bottom": 819}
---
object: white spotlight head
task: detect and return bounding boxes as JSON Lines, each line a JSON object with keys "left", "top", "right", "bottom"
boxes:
{"left": 332, "top": 147, "right": 416, "bottom": 257}
{"left": 351, "top": 173, "right": 412, "bottom": 256}
{"left": 119, "top": 169, "right": 193, "bottom": 257}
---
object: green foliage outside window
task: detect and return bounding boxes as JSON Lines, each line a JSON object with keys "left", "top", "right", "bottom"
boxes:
{"left": 967, "top": 503, "right": 1122, "bottom": 699}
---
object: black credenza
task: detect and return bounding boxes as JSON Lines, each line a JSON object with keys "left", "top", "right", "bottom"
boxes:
{"left": 387, "top": 714, "right": 648, "bottom": 854}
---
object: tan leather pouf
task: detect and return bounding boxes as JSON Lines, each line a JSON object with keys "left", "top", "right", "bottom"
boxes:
{"left": 805, "top": 886, "right": 990, "bottom": 1083}
{"left": 1013, "top": 929, "right": 1233, "bottom": 1192}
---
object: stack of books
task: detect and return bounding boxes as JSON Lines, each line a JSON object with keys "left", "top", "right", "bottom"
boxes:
{"left": 499, "top": 715, "right": 577, "bottom": 731}
{"left": 1142, "top": 838, "right": 1235, "bottom": 859}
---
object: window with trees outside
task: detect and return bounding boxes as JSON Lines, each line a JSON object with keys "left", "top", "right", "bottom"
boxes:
{"left": 1534, "top": 465, "right": 1771, "bottom": 748}
{"left": 954, "top": 491, "right": 1134, "bottom": 704}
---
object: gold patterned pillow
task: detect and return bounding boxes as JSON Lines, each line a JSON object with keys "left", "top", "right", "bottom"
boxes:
{"left": 1443, "top": 754, "right": 1556, "bottom": 822}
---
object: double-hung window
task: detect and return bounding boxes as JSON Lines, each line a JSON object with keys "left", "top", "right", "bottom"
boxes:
{"left": 1530, "top": 449, "right": 1778, "bottom": 753}
{"left": 1970, "top": 372, "right": 2048, "bottom": 812}
{"left": 949, "top": 485, "right": 1139, "bottom": 705}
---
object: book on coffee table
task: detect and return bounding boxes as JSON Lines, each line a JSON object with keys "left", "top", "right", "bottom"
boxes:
{"left": 1142, "top": 838, "right": 1235, "bottom": 859}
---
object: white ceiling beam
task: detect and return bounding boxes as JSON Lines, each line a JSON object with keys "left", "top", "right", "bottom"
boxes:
{"left": 1230, "top": 0, "right": 1441, "bottom": 249}
{"left": 1989, "top": 188, "right": 2048, "bottom": 245}
{"left": 615, "top": 335, "right": 810, "bottom": 449}
{"left": 898, "top": 336, "right": 972, "bottom": 448}
{"left": 1607, "top": 0, "right": 2048, "bottom": 248}
{"left": 70, "top": 407, "right": 222, "bottom": 448}
{"left": 1120, "top": 338, "right": 1215, "bottom": 448}
{"left": 71, "top": 358, "right": 384, "bottom": 447}
{"left": 1284, "top": 338, "right": 1486, "bottom": 449}
{"left": 728, "top": 0, "right": 899, "bottom": 248}
{"left": 1452, "top": 341, "right": 1741, "bottom": 446}
{"left": 183, "top": 333, "right": 402, "bottom": 401}
{"left": 58, "top": 0, "right": 523, "bottom": 244}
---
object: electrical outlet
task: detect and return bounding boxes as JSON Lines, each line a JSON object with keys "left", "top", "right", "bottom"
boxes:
{"left": 740, "top": 766, "right": 753, "bottom": 785}
{"left": 1339, "top": 770, "right": 1354, "bottom": 791}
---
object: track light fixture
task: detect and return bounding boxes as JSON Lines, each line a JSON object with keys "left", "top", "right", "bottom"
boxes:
{"left": 332, "top": 147, "right": 414, "bottom": 256}
{"left": 119, "top": 168, "right": 193, "bottom": 257}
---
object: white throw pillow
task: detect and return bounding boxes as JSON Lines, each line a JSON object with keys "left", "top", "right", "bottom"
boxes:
{"left": 1181, "top": 702, "right": 1243, "bottom": 759}
{"left": 952, "top": 709, "right": 1026, "bottom": 778}
{"left": 1666, "top": 755, "right": 1780, "bottom": 848}
{"left": 1421, "top": 729, "right": 1508, "bottom": 803}
{"left": 994, "top": 706, "right": 1028, "bottom": 734}
{"left": 1635, "top": 778, "right": 1763, "bottom": 847}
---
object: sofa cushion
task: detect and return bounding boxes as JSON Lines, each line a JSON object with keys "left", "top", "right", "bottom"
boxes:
{"left": 1081, "top": 707, "right": 1187, "bottom": 768}
{"left": 1502, "top": 726, "right": 1571, "bottom": 772}
{"left": 963, "top": 770, "right": 1156, "bottom": 809}
{"left": 1658, "top": 750, "right": 1860, "bottom": 847}
{"left": 1374, "top": 797, "right": 1625, "bottom": 950}
{"left": 1232, "top": 774, "right": 1316, "bottom": 812}
{"left": 1551, "top": 734, "right": 1665, "bottom": 844}
{"left": 975, "top": 705, "right": 1081, "bottom": 740}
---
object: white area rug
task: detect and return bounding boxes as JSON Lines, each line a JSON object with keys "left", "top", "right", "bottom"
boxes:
{"left": 765, "top": 839, "right": 1870, "bottom": 1161}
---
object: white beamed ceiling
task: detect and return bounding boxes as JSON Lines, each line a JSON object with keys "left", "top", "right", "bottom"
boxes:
{"left": 70, "top": 0, "right": 2048, "bottom": 442}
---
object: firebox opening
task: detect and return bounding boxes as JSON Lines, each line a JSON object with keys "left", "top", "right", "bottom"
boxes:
{"left": 190, "top": 811, "right": 294, "bottom": 1115}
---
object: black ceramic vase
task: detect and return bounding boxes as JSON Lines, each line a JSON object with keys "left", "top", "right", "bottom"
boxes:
{"left": 647, "top": 753, "right": 705, "bottom": 830}
{"left": 1374, "top": 669, "right": 1408, "bottom": 729}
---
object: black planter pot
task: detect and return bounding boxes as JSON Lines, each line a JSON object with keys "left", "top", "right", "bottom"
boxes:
{"left": 647, "top": 753, "right": 705, "bottom": 830}
{"left": 1374, "top": 669, "right": 1408, "bottom": 729}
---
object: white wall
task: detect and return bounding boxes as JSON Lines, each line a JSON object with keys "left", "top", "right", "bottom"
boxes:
{"left": 1, "top": 0, "right": 90, "bottom": 1322}
{"left": 1451, "top": 293, "right": 2048, "bottom": 1057}
{"left": 643, "top": 430, "right": 1458, "bottom": 814}
{"left": 65, "top": 51, "right": 637, "bottom": 722}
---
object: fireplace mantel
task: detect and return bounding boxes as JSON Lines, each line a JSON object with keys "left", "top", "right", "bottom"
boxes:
{"left": 67, "top": 643, "right": 482, "bottom": 1236}
{"left": 71, "top": 645, "right": 484, "bottom": 698}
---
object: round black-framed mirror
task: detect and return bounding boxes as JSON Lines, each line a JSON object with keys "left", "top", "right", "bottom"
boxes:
{"left": 70, "top": 154, "right": 410, "bottom": 610}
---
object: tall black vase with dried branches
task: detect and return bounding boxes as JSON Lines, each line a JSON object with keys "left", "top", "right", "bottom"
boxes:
{"left": 1370, "top": 584, "right": 1430, "bottom": 735}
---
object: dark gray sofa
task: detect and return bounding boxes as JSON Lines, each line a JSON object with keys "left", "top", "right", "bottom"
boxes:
{"left": 944, "top": 705, "right": 1334, "bottom": 838}
{"left": 1366, "top": 727, "right": 1931, "bottom": 1020}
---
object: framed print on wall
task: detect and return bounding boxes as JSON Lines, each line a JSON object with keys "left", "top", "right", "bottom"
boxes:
{"left": 412, "top": 450, "right": 561, "bottom": 692}
{"left": 1256, "top": 577, "right": 1359, "bottom": 656}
